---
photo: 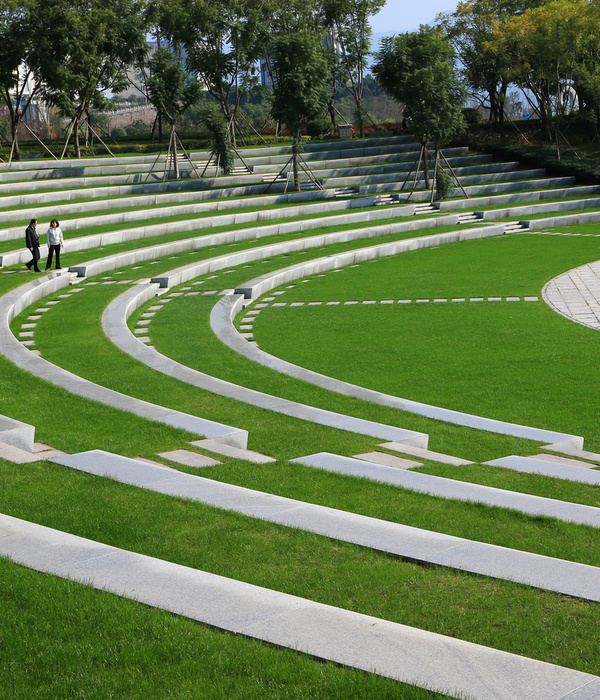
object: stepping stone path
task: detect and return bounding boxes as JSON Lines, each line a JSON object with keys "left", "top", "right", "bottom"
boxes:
{"left": 380, "top": 441, "right": 472, "bottom": 466}
{"left": 190, "top": 439, "right": 276, "bottom": 463}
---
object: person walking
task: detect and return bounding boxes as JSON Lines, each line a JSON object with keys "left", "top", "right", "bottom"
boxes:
{"left": 25, "top": 219, "right": 41, "bottom": 272}
{"left": 45, "top": 219, "right": 64, "bottom": 270}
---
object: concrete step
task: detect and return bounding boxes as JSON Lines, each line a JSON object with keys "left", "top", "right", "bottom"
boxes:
{"left": 299, "top": 181, "right": 321, "bottom": 191}
{"left": 335, "top": 186, "right": 359, "bottom": 196}
{"left": 52, "top": 450, "right": 600, "bottom": 602}
{"left": 374, "top": 194, "right": 401, "bottom": 206}
{"left": 543, "top": 443, "right": 600, "bottom": 464}
{"left": 504, "top": 221, "right": 528, "bottom": 233}
{"left": 380, "top": 441, "right": 472, "bottom": 466}
{"left": 528, "top": 453, "right": 598, "bottom": 469}
{"left": 4, "top": 511, "right": 599, "bottom": 700}
{"left": 157, "top": 449, "right": 222, "bottom": 468}
{"left": 295, "top": 451, "right": 600, "bottom": 530}
{"left": 485, "top": 455, "right": 600, "bottom": 485}
{"left": 261, "top": 173, "right": 287, "bottom": 182}
{"left": 458, "top": 212, "right": 480, "bottom": 224}
{"left": 414, "top": 203, "right": 438, "bottom": 215}
{"left": 0, "top": 441, "right": 40, "bottom": 463}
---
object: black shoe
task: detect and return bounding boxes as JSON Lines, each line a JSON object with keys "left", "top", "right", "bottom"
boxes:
{"left": 26, "top": 263, "right": 31, "bottom": 270}
{"left": 44, "top": 268, "right": 50, "bottom": 271}
{"left": 55, "top": 267, "right": 62, "bottom": 270}
{"left": 34, "top": 268, "right": 41, "bottom": 273}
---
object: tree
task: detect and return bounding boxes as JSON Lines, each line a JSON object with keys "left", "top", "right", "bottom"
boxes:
{"left": 270, "top": 31, "right": 330, "bottom": 190}
{"left": 37, "top": 0, "right": 149, "bottom": 157}
{"left": 437, "top": 0, "right": 523, "bottom": 129}
{"left": 200, "top": 103, "right": 234, "bottom": 175}
{"left": 145, "top": 46, "right": 202, "bottom": 176}
{"left": 373, "top": 26, "right": 465, "bottom": 192}
{"left": 156, "top": 0, "right": 269, "bottom": 144}
{"left": 488, "top": 0, "right": 596, "bottom": 155}
{"left": 323, "top": 0, "right": 385, "bottom": 137}
{"left": 0, "top": 0, "right": 47, "bottom": 160}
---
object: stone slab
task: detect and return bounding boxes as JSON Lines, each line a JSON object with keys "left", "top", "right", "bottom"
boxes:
{"left": 0, "top": 413, "right": 35, "bottom": 452}
{"left": 157, "top": 450, "right": 222, "bottom": 468}
{"left": 353, "top": 452, "right": 422, "bottom": 469}
{"left": 51, "top": 451, "right": 600, "bottom": 602}
{"left": 291, "top": 452, "right": 600, "bottom": 530}
{"left": 190, "top": 439, "right": 276, "bottom": 463}
{"left": 485, "top": 456, "right": 600, "bottom": 486}
{"left": 528, "top": 454, "right": 598, "bottom": 469}
{"left": 543, "top": 443, "right": 600, "bottom": 464}
{"left": 380, "top": 441, "right": 472, "bottom": 466}
{"left": 2, "top": 512, "right": 599, "bottom": 700}
{"left": 0, "top": 441, "right": 39, "bottom": 463}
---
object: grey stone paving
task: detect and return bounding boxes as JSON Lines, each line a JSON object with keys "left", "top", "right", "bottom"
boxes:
{"left": 2, "top": 512, "right": 599, "bottom": 700}
{"left": 485, "top": 455, "right": 600, "bottom": 485}
{"left": 293, "top": 452, "right": 600, "bottom": 530}
{"left": 529, "top": 453, "right": 598, "bottom": 469}
{"left": 543, "top": 260, "right": 600, "bottom": 330}
{"left": 544, "top": 443, "right": 600, "bottom": 463}
{"left": 157, "top": 450, "right": 222, "bottom": 468}
{"left": 380, "top": 441, "right": 472, "bottom": 466}
{"left": 190, "top": 439, "right": 276, "bottom": 463}
{"left": 353, "top": 451, "right": 422, "bottom": 469}
{"left": 51, "top": 450, "right": 600, "bottom": 601}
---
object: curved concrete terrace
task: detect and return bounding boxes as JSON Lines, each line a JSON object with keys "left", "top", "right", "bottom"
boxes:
{"left": 543, "top": 260, "right": 600, "bottom": 330}
{"left": 96, "top": 223, "right": 581, "bottom": 448}
{"left": 102, "top": 283, "right": 427, "bottom": 445}
{"left": 0, "top": 272, "right": 248, "bottom": 448}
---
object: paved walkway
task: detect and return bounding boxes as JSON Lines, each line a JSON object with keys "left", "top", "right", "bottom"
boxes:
{"left": 52, "top": 450, "right": 600, "bottom": 603}
{"left": 3, "top": 512, "right": 599, "bottom": 700}
{"left": 543, "top": 260, "right": 600, "bottom": 330}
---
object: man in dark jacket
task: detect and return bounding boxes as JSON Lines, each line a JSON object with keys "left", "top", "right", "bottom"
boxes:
{"left": 25, "top": 219, "right": 41, "bottom": 272}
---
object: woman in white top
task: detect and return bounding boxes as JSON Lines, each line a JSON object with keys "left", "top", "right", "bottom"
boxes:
{"left": 44, "top": 219, "right": 64, "bottom": 270}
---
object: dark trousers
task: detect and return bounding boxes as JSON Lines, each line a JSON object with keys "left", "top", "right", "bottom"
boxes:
{"left": 45, "top": 244, "right": 61, "bottom": 269}
{"left": 26, "top": 247, "right": 41, "bottom": 271}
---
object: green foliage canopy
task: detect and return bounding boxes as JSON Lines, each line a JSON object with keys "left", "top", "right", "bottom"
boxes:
{"left": 373, "top": 25, "right": 465, "bottom": 148}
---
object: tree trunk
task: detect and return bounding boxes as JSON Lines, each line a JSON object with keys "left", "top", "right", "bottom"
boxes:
{"left": 421, "top": 141, "right": 430, "bottom": 190}
{"left": 10, "top": 114, "right": 21, "bottom": 161}
{"left": 292, "top": 129, "right": 301, "bottom": 191}
{"left": 74, "top": 113, "right": 81, "bottom": 158}
{"left": 170, "top": 126, "right": 179, "bottom": 179}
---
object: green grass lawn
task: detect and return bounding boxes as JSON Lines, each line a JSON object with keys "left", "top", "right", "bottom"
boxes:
{"left": 250, "top": 233, "right": 600, "bottom": 450}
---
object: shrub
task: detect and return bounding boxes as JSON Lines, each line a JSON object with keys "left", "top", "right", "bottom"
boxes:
{"left": 462, "top": 108, "right": 483, "bottom": 125}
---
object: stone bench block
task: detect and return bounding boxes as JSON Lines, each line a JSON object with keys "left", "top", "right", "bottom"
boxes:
{"left": 0, "top": 414, "right": 35, "bottom": 452}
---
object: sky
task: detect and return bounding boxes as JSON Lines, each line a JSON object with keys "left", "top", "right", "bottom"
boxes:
{"left": 370, "top": 0, "right": 460, "bottom": 37}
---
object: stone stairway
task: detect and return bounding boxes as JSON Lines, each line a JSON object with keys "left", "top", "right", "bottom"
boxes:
{"left": 413, "top": 202, "right": 439, "bottom": 215}
{"left": 458, "top": 211, "right": 481, "bottom": 224}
